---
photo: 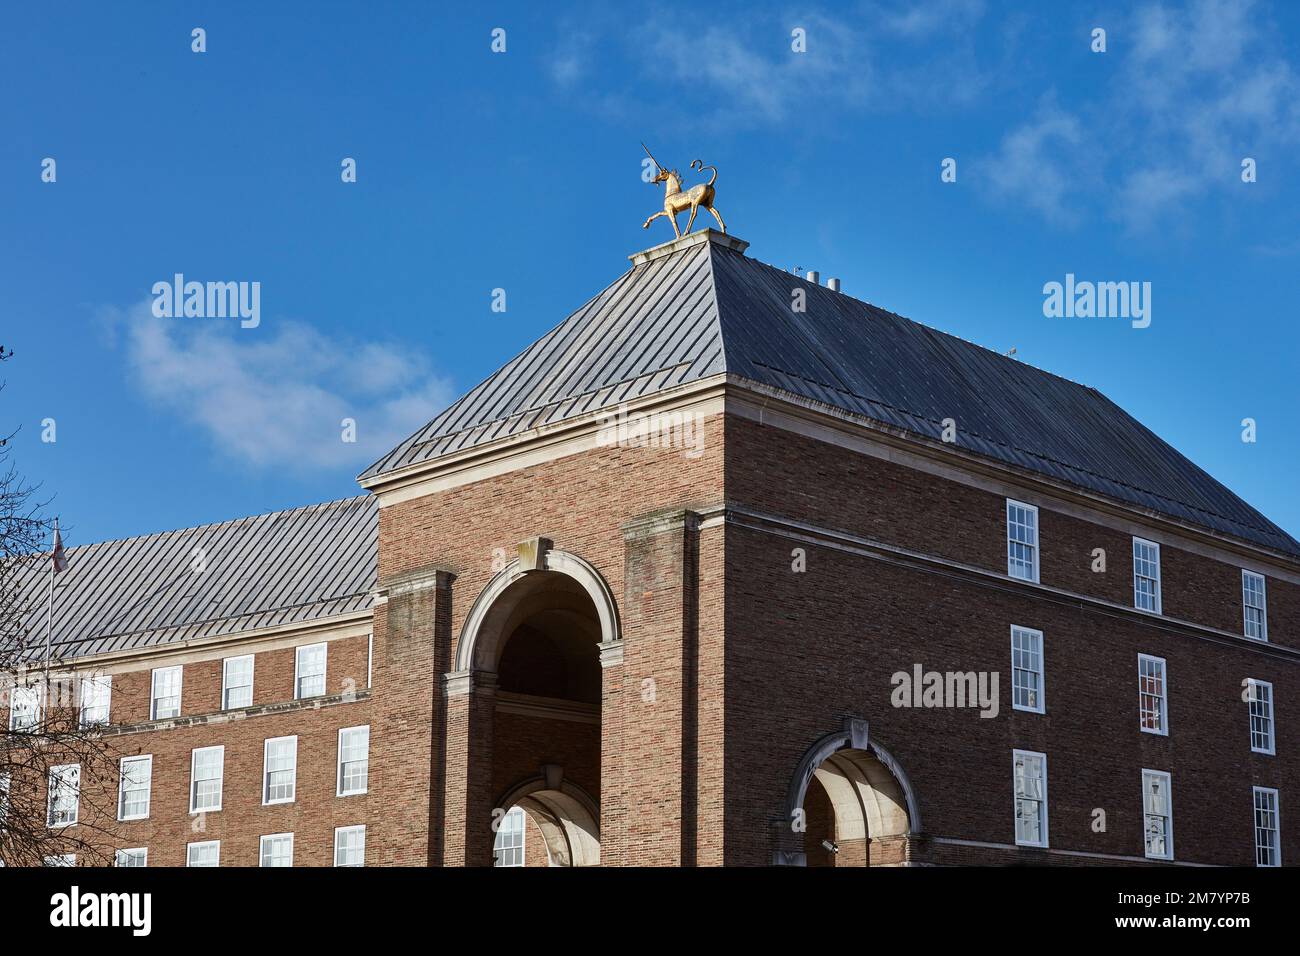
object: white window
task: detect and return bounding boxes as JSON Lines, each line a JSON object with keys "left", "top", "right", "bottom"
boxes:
{"left": 79, "top": 674, "right": 112, "bottom": 728}
{"left": 294, "top": 643, "right": 327, "bottom": 699}
{"left": 190, "top": 746, "right": 225, "bottom": 813}
{"left": 337, "top": 726, "right": 369, "bottom": 796}
{"left": 494, "top": 806, "right": 527, "bottom": 866}
{"left": 260, "top": 833, "right": 294, "bottom": 867}
{"left": 1138, "top": 654, "right": 1168, "bottom": 735}
{"left": 1132, "top": 538, "right": 1162, "bottom": 613}
{"left": 1253, "top": 787, "right": 1280, "bottom": 867}
{"left": 1006, "top": 500, "right": 1039, "bottom": 582}
{"left": 150, "top": 665, "right": 182, "bottom": 720}
{"left": 1247, "top": 679, "right": 1275, "bottom": 755}
{"left": 44, "top": 854, "right": 76, "bottom": 867}
{"left": 0, "top": 774, "right": 9, "bottom": 829}
{"left": 118, "top": 755, "right": 153, "bottom": 821}
{"left": 1012, "top": 750, "right": 1048, "bottom": 847}
{"left": 1142, "top": 769, "right": 1173, "bottom": 860}
{"left": 334, "top": 825, "right": 366, "bottom": 866}
{"left": 115, "top": 848, "right": 147, "bottom": 867}
{"left": 263, "top": 736, "right": 297, "bottom": 804}
{"left": 222, "top": 655, "right": 254, "bottom": 710}
{"left": 187, "top": 840, "right": 220, "bottom": 867}
{"left": 9, "top": 684, "right": 42, "bottom": 731}
{"left": 1243, "top": 570, "right": 1267, "bottom": 641}
{"left": 47, "top": 764, "right": 81, "bottom": 828}
{"left": 1010, "top": 626, "right": 1044, "bottom": 713}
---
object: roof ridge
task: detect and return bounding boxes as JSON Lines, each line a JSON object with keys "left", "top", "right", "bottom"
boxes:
{"left": 742, "top": 253, "right": 1103, "bottom": 395}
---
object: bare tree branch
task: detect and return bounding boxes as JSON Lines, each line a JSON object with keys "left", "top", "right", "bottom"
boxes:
{"left": 0, "top": 345, "right": 121, "bottom": 867}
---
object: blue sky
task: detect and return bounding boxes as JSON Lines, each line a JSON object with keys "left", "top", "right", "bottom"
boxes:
{"left": 1, "top": 0, "right": 1298, "bottom": 546}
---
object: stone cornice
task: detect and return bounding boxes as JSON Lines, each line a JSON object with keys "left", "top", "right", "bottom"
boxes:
{"left": 359, "top": 373, "right": 1300, "bottom": 579}
{"left": 622, "top": 509, "right": 701, "bottom": 540}
{"left": 104, "top": 688, "right": 371, "bottom": 738}
{"left": 627, "top": 228, "right": 749, "bottom": 266}
{"left": 373, "top": 566, "right": 455, "bottom": 604}
{"left": 17, "top": 609, "right": 375, "bottom": 676}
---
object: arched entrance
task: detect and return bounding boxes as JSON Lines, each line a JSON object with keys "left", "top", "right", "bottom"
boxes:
{"left": 493, "top": 774, "right": 601, "bottom": 867}
{"left": 453, "top": 540, "right": 618, "bottom": 867}
{"left": 780, "top": 720, "right": 920, "bottom": 867}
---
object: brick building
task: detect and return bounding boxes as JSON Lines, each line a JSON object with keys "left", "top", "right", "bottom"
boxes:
{"left": 3, "top": 229, "right": 1295, "bottom": 867}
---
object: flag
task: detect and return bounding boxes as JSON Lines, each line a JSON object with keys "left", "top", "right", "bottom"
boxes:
{"left": 52, "top": 519, "right": 68, "bottom": 573}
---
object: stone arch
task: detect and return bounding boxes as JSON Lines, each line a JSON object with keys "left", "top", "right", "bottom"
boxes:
{"left": 454, "top": 547, "right": 620, "bottom": 675}
{"left": 779, "top": 721, "right": 922, "bottom": 866}
{"left": 495, "top": 773, "right": 601, "bottom": 867}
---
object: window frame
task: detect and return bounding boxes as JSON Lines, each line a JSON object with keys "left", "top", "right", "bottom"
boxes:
{"left": 190, "top": 745, "right": 225, "bottom": 814}
{"left": 1253, "top": 786, "right": 1281, "bottom": 868}
{"left": 493, "top": 806, "right": 528, "bottom": 866}
{"left": 78, "top": 674, "right": 112, "bottom": 728}
{"left": 1132, "top": 537, "right": 1163, "bottom": 615}
{"left": 1006, "top": 499, "right": 1040, "bottom": 584}
{"left": 117, "top": 754, "right": 153, "bottom": 822}
{"left": 337, "top": 725, "right": 370, "bottom": 797}
{"left": 149, "top": 665, "right": 183, "bottom": 720}
{"left": 334, "top": 825, "right": 366, "bottom": 867}
{"left": 9, "top": 683, "right": 43, "bottom": 732}
{"left": 294, "top": 643, "right": 328, "bottom": 700}
{"left": 1242, "top": 570, "right": 1268, "bottom": 642}
{"left": 259, "top": 832, "right": 294, "bottom": 867}
{"left": 1012, "top": 749, "right": 1049, "bottom": 848}
{"left": 262, "top": 735, "right": 298, "bottom": 806}
{"left": 221, "top": 655, "right": 255, "bottom": 710}
{"left": 47, "top": 763, "right": 81, "bottom": 828}
{"left": 1138, "top": 653, "right": 1168, "bottom": 736}
{"left": 1010, "top": 625, "right": 1045, "bottom": 714}
{"left": 1246, "top": 678, "right": 1275, "bottom": 756}
{"left": 1141, "top": 769, "right": 1174, "bottom": 861}
{"left": 186, "top": 840, "right": 221, "bottom": 867}
{"left": 114, "top": 848, "right": 148, "bottom": 867}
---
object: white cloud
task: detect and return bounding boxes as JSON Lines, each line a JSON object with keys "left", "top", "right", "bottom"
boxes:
{"left": 647, "top": 15, "right": 875, "bottom": 124}
{"left": 546, "top": 5, "right": 998, "bottom": 127}
{"left": 872, "top": 0, "right": 987, "bottom": 38}
{"left": 103, "top": 302, "right": 454, "bottom": 473}
{"left": 1108, "top": 0, "right": 1299, "bottom": 228}
{"left": 982, "top": 0, "right": 1300, "bottom": 231}
{"left": 549, "top": 29, "right": 594, "bottom": 88}
{"left": 982, "top": 101, "right": 1088, "bottom": 226}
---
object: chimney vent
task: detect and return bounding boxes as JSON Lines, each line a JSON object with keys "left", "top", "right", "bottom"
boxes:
{"left": 827, "top": 277, "right": 841, "bottom": 292}
{"left": 805, "top": 270, "right": 819, "bottom": 285}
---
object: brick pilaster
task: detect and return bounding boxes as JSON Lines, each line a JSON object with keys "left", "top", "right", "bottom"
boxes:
{"left": 616, "top": 509, "right": 700, "bottom": 866}
{"left": 369, "top": 565, "right": 453, "bottom": 866}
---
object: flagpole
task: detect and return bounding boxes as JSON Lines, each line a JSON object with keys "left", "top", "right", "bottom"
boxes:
{"left": 44, "top": 517, "right": 58, "bottom": 680}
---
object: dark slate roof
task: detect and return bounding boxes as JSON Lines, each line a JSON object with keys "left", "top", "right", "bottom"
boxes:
{"left": 363, "top": 230, "right": 1300, "bottom": 560}
{"left": 10, "top": 496, "right": 376, "bottom": 664}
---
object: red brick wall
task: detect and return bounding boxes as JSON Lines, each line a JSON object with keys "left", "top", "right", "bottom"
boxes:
{"left": 372, "top": 413, "right": 727, "bottom": 867}
{"left": 100, "top": 634, "right": 369, "bottom": 726}
{"left": 722, "top": 415, "right": 1299, "bottom": 866}
{"left": 2, "top": 633, "right": 372, "bottom": 867}
{"left": 725, "top": 416, "right": 1298, "bottom": 648}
